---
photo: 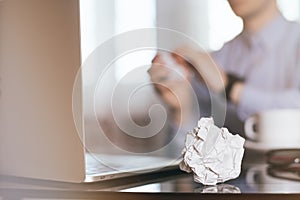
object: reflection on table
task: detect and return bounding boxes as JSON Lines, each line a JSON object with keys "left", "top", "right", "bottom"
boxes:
{"left": 121, "top": 150, "right": 300, "bottom": 194}
{"left": 1, "top": 150, "right": 300, "bottom": 199}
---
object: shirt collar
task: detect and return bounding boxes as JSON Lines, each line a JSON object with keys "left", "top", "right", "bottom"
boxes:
{"left": 241, "top": 14, "right": 287, "bottom": 50}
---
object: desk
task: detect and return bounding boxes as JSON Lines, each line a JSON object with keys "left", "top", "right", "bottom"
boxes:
{"left": 1, "top": 150, "right": 300, "bottom": 199}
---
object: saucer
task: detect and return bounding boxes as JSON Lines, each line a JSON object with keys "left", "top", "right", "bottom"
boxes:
{"left": 244, "top": 140, "right": 299, "bottom": 152}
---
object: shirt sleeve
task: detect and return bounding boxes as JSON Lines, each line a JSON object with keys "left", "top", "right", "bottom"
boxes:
{"left": 238, "top": 85, "right": 300, "bottom": 120}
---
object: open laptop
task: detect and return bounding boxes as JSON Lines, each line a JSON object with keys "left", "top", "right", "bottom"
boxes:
{"left": 0, "top": 0, "right": 179, "bottom": 183}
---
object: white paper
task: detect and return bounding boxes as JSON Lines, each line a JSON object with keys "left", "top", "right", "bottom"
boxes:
{"left": 180, "top": 117, "right": 245, "bottom": 185}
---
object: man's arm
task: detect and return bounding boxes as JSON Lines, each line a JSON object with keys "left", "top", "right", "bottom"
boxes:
{"left": 230, "top": 83, "right": 300, "bottom": 120}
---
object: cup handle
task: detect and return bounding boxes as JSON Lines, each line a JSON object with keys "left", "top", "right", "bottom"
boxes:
{"left": 244, "top": 116, "right": 258, "bottom": 141}
{"left": 246, "top": 166, "right": 263, "bottom": 185}
{"left": 246, "top": 167, "right": 258, "bottom": 184}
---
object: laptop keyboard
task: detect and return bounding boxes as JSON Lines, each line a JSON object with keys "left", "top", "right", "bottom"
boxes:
{"left": 85, "top": 153, "right": 179, "bottom": 176}
{"left": 85, "top": 154, "right": 118, "bottom": 175}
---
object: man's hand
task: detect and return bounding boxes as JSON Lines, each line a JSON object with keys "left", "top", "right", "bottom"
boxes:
{"left": 174, "top": 45, "right": 227, "bottom": 93}
{"left": 148, "top": 52, "right": 194, "bottom": 125}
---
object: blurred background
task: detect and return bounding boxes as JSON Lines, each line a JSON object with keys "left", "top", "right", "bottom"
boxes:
{"left": 80, "top": 0, "right": 300, "bottom": 155}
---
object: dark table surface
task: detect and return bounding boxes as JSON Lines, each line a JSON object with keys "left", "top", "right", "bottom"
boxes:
{"left": 1, "top": 149, "right": 300, "bottom": 199}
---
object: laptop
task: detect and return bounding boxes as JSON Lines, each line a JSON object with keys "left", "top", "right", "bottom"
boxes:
{"left": 0, "top": 0, "right": 179, "bottom": 183}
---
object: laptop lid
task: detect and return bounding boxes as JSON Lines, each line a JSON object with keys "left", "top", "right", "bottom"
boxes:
{"left": 0, "top": 0, "right": 85, "bottom": 183}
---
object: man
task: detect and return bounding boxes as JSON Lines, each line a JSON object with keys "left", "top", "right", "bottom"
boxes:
{"left": 149, "top": 0, "right": 300, "bottom": 139}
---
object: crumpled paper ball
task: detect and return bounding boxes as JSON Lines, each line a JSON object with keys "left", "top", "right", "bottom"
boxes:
{"left": 179, "top": 117, "right": 245, "bottom": 185}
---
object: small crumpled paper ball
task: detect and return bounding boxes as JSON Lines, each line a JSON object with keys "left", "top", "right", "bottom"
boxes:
{"left": 179, "top": 117, "right": 245, "bottom": 185}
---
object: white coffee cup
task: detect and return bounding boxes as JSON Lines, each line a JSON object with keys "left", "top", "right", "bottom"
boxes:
{"left": 244, "top": 109, "right": 300, "bottom": 149}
